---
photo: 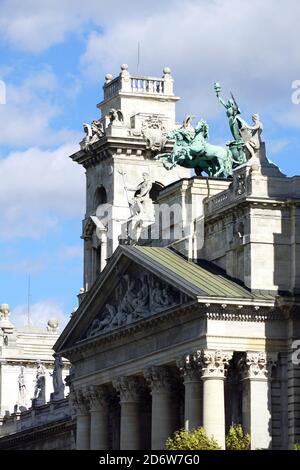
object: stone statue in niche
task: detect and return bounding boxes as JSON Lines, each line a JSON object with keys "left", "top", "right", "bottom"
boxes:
{"left": 85, "top": 273, "right": 182, "bottom": 338}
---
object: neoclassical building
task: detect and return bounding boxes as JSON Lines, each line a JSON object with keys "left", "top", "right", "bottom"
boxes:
{"left": 1, "top": 65, "right": 299, "bottom": 450}
{"left": 54, "top": 65, "right": 300, "bottom": 450}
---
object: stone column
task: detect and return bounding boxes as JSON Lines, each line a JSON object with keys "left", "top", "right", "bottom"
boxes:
{"left": 199, "top": 350, "right": 232, "bottom": 449}
{"left": 113, "top": 376, "right": 141, "bottom": 450}
{"left": 177, "top": 354, "right": 202, "bottom": 431}
{"left": 86, "top": 385, "right": 109, "bottom": 450}
{"left": 239, "top": 352, "right": 274, "bottom": 450}
{"left": 144, "top": 366, "right": 174, "bottom": 450}
{"left": 71, "top": 389, "right": 90, "bottom": 450}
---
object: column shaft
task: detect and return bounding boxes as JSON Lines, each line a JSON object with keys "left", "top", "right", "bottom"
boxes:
{"left": 120, "top": 401, "right": 140, "bottom": 450}
{"left": 240, "top": 352, "right": 273, "bottom": 450}
{"left": 76, "top": 413, "right": 90, "bottom": 450}
{"left": 90, "top": 408, "right": 109, "bottom": 450}
{"left": 151, "top": 390, "right": 173, "bottom": 449}
{"left": 202, "top": 377, "right": 225, "bottom": 448}
{"left": 184, "top": 379, "right": 203, "bottom": 431}
{"left": 113, "top": 376, "right": 141, "bottom": 450}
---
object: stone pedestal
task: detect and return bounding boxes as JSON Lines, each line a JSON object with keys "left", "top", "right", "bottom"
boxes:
{"left": 144, "top": 366, "right": 174, "bottom": 450}
{"left": 239, "top": 352, "right": 273, "bottom": 450}
{"left": 200, "top": 350, "right": 232, "bottom": 449}
{"left": 177, "top": 355, "right": 202, "bottom": 431}
{"left": 71, "top": 389, "right": 90, "bottom": 450}
{"left": 113, "top": 377, "right": 141, "bottom": 450}
{"left": 87, "top": 385, "right": 109, "bottom": 450}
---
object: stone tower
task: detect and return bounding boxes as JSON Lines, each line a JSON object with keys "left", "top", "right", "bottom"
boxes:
{"left": 70, "top": 64, "right": 191, "bottom": 291}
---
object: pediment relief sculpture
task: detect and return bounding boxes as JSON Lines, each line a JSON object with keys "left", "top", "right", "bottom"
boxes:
{"left": 84, "top": 272, "right": 190, "bottom": 339}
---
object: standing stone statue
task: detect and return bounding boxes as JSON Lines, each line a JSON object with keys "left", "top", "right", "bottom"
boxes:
{"left": 240, "top": 114, "right": 263, "bottom": 158}
{"left": 130, "top": 173, "right": 153, "bottom": 215}
{"left": 17, "top": 366, "right": 27, "bottom": 408}
{"left": 50, "top": 354, "right": 65, "bottom": 401}
{"left": 33, "top": 360, "right": 46, "bottom": 405}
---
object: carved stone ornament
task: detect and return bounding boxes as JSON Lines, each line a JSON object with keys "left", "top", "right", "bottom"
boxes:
{"left": 143, "top": 366, "right": 173, "bottom": 392}
{"left": 86, "top": 385, "right": 109, "bottom": 411}
{"left": 80, "top": 119, "right": 105, "bottom": 151}
{"left": 84, "top": 272, "right": 188, "bottom": 339}
{"left": 69, "top": 388, "right": 89, "bottom": 415}
{"left": 176, "top": 354, "right": 201, "bottom": 382}
{"left": 0, "top": 303, "right": 10, "bottom": 321}
{"left": 238, "top": 352, "right": 274, "bottom": 380}
{"left": 197, "top": 349, "right": 232, "bottom": 378}
{"left": 113, "top": 376, "right": 141, "bottom": 402}
{"left": 141, "top": 114, "right": 167, "bottom": 151}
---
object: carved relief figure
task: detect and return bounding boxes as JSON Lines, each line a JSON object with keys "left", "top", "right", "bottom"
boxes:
{"left": 141, "top": 114, "right": 167, "bottom": 151}
{"left": 84, "top": 273, "right": 183, "bottom": 338}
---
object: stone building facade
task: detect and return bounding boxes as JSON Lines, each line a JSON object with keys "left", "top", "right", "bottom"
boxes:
{"left": 1, "top": 65, "right": 299, "bottom": 450}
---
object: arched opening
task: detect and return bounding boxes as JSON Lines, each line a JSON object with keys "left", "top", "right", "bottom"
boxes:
{"left": 149, "top": 182, "right": 164, "bottom": 203}
{"left": 94, "top": 186, "right": 107, "bottom": 209}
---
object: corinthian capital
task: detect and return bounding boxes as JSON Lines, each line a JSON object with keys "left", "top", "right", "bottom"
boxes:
{"left": 69, "top": 388, "right": 90, "bottom": 415}
{"left": 238, "top": 352, "right": 275, "bottom": 380}
{"left": 176, "top": 354, "right": 201, "bottom": 382}
{"left": 143, "top": 366, "right": 173, "bottom": 392}
{"left": 113, "top": 376, "right": 141, "bottom": 402}
{"left": 86, "top": 385, "right": 109, "bottom": 411}
{"left": 197, "top": 350, "right": 232, "bottom": 378}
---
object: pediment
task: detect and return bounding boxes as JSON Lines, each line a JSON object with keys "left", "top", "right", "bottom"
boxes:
{"left": 55, "top": 246, "right": 196, "bottom": 352}
{"left": 82, "top": 268, "right": 190, "bottom": 340}
{"left": 55, "top": 245, "right": 272, "bottom": 354}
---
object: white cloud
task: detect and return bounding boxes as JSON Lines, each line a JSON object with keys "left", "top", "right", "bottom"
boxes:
{"left": 0, "top": 68, "right": 81, "bottom": 147}
{"left": 80, "top": 0, "right": 300, "bottom": 122}
{"left": 1, "top": 1, "right": 300, "bottom": 124}
{"left": 0, "top": 0, "right": 163, "bottom": 53}
{"left": 0, "top": 143, "right": 85, "bottom": 239}
{"left": 12, "top": 299, "right": 69, "bottom": 330}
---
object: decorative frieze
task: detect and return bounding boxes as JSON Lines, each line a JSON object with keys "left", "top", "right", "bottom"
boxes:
{"left": 84, "top": 272, "right": 187, "bottom": 339}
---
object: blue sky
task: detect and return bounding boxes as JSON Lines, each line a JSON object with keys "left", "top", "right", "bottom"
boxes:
{"left": 0, "top": 0, "right": 300, "bottom": 330}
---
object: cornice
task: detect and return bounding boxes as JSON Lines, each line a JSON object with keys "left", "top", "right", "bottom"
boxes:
{"left": 62, "top": 302, "right": 276, "bottom": 361}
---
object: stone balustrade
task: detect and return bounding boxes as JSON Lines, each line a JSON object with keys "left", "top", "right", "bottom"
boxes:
{"left": 103, "top": 64, "right": 174, "bottom": 101}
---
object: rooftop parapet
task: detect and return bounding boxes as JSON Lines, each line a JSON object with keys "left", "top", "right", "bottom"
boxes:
{"left": 102, "top": 64, "right": 174, "bottom": 102}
